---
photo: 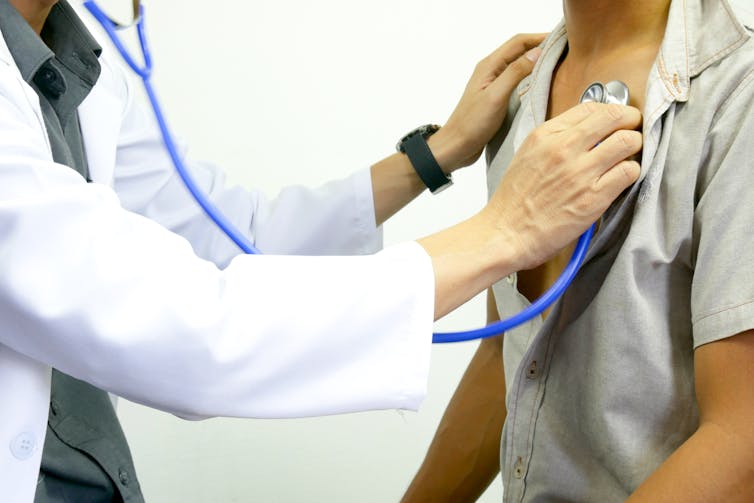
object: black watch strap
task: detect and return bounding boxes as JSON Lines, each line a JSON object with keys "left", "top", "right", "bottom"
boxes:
{"left": 402, "top": 133, "right": 453, "bottom": 194}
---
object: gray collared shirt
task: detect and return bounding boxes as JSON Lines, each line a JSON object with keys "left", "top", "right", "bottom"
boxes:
{"left": 486, "top": 0, "right": 754, "bottom": 500}
{"left": 0, "top": 0, "right": 100, "bottom": 180}
{"left": 0, "top": 1, "right": 144, "bottom": 501}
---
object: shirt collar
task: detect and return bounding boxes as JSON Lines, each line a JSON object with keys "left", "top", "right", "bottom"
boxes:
{"left": 657, "top": 0, "right": 749, "bottom": 102}
{"left": 519, "top": 0, "right": 751, "bottom": 109}
{"left": 0, "top": 0, "right": 101, "bottom": 84}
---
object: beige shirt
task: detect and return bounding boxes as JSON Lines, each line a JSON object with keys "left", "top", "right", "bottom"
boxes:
{"left": 486, "top": 0, "right": 754, "bottom": 500}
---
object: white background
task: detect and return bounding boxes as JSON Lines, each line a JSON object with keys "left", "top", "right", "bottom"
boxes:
{"left": 104, "top": 1, "right": 562, "bottom": 501}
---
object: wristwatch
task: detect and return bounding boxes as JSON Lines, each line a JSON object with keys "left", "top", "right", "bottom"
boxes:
{"left": 396, "top": 124, "right": 453, "bottom": 194}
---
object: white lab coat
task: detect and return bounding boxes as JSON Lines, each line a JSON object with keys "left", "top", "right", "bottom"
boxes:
{"left": 0, "top": 22, "right": 434, "bottom": 503}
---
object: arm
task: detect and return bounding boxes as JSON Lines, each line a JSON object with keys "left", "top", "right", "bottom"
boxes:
{"left": 627, "top": 330, "right": 754, "bottom": 501}
{"left": 0, "top": 83, "right": 640, "bottom": 421}
{"left": 402, "top": 290, "right": 507, "bottom": 502}
{"left": 371, "top": 34, "right": 545, "bottom": 225}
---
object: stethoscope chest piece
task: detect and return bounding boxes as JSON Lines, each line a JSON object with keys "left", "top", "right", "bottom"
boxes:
{"left": 579, "top": 81, "right": 630, "bottom": 105}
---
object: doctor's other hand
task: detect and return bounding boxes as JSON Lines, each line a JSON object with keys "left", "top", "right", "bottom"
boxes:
{"left": 428, "top": 33, "right": 546, "bottom": 173}
{"left": 486, "top": 101, "right": 643, "bottom": 271}
{"left": 418, "top": 102, "right": 641, "bottom": 320}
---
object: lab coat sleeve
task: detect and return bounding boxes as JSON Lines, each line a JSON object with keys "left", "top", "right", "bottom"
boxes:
{"left": 0, "top": 90, "right": 434, "bottom": 418}
{"left": 110, "top": 66, "right": 382, "bottom": 267}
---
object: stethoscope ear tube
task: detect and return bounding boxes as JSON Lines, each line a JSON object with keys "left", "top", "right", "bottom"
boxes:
{"left": 84, "top": 1, "right": 261, "bottom": 255}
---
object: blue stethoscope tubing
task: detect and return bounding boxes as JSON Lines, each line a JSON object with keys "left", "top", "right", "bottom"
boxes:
{"left": 84, "top": 1, "right": 261, "bottom": 255}
{"left": 84, "top": 1, "right": 593, "bottom": 344}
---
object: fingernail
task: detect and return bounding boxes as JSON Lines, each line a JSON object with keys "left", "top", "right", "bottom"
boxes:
{"left": 525, "top": 47, "right": 542, "bottom": 62}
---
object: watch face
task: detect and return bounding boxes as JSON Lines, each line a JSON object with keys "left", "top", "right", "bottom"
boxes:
{"left": 396, "top": 124, "right": 441, "bottom": 152}
{"left": 415, "top": 124, "right": 441, "bottom": 137}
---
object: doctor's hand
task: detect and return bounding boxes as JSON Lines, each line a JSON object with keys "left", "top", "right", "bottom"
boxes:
{"left": 428, "top": 33, "right": 546, "bottom": 173}
{"left": 418, "top": 102, "right": 642, "bottom": 320}
{"left": 485, "top": 102, "right": 643, "bottom": 271}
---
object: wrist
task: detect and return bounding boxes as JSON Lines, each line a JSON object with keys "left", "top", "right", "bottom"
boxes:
{"left": 427, "top": 127, "right": 468, "bottom": 174}
{"left": 471, "top": 207, "right": 527, "bottom": 278}
{"left": 417, "top": 213, "right": 520, "bottom": 320}
{"left": 398, "top": 125, "right": 454, "bottom": 194}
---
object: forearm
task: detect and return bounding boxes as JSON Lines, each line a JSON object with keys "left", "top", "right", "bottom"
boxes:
{"left": 627, "top": 423, "right": 754, "bottom": 502}
{"left": 403, "top": 292, "right": 506, "bottom": 501}
{"left": 418, "top": 213, "right": 515, "bottom": 320}
{"left": 370, "top": 133, "right": 460, "bottom": 226}
{"left": 369, "top": 151, "right": 425, "bottom": 226}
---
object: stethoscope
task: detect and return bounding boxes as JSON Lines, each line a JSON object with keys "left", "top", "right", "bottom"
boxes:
{"left": 83, "top": 1, "right": 629, "bottom": 344}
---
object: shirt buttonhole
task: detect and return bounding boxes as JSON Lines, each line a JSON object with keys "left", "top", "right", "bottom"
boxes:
{"left": 526, "top": 360, "right": 538, "bottom": 379}
{"left": 514, "top": 457, "right": 524, "bottom": 479}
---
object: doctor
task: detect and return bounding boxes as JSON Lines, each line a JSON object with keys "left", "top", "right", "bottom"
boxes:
{"left": 0, "top": 0, "right": 643, "bottom": 501}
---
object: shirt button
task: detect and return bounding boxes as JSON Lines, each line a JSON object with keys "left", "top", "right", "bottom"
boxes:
{"left": 50, "top": 399, "right": 60, "bottom": 416}
{"left": 526, "top": 360, "right": 538, "bottom": 379}
{"left": 119, "top": 468, "right": 130, "bottom": 486}
{"left": 513, "top": 456, "right": 525, "bottom": 479}
{"left": 10, "top": 432, "right": 36, "bottom": 460}
{"left": 506, "top": 274, "right": 516, "bottom": 285}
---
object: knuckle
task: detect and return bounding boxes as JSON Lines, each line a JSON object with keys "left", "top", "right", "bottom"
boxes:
{"left": 509, "top": 57, "right": 530, "bottom": 73}
{"left": 615, "top": 129, "right": 634, "bottom": 148}
{"left": 627, "top": 130, "right": 644, "bottom": 150}
{"left": 622, "top": 160, "right": 641, "bottom": 181}
{"left": 604, "top": 103, "right": 625, "bottom": 121}
{"left": 557, "top": 135, "right": 578, "bottom": 156}
{"left": 528, "top": 126, "right": 548, "bottom": 146}
{"left": 486, "top": 92, "right": 506, "bottom": 110}
{"left": 615, "top": 129, "right": 642, "bottom": 152}
{"left": 578, "top": 101, "right": 599, "bottom": 116}
{"left": 560, "top": 123, "right": 588, "bottom": 151}
{"left": 547, "top": 145, "right": 568, "bottom": 165}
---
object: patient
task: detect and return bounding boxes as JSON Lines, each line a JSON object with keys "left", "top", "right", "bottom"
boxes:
{"left": 403, "top": 0, "right": 754, "bottom": 501}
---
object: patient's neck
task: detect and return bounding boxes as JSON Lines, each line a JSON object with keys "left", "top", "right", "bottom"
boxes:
{"left": 548, "top": 0, "right": 671, "bottom": 116}
{"left": 563, "top": 0, "right": 671, "bottom": 62}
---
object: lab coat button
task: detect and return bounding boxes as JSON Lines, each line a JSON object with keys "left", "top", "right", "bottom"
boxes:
{"left": 119, "top": 468, "right": 130, "bottom": 486}
{"left": 10, "top": 432, "right": 36, "bottom": 460}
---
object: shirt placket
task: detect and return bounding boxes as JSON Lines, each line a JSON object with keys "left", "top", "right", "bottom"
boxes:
{"left": 501, "top": 88, "right": 553, "bottom": 499}
{"left": 501, "top": 61, "right": 678, "bottom": 503}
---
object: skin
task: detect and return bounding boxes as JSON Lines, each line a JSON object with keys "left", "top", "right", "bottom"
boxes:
{"left": 405, "top": 0, "right": 754, "bottom": 501}
{"left": 9, "top": 0, "right": 55, "bottom": 33}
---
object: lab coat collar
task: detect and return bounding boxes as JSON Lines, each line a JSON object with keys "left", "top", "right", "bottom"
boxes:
{"left": 0, "top": 18, "right": 14, "bottom": 68}
{"left": 0, "top": 24, "right": 52, "bottom": 156}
